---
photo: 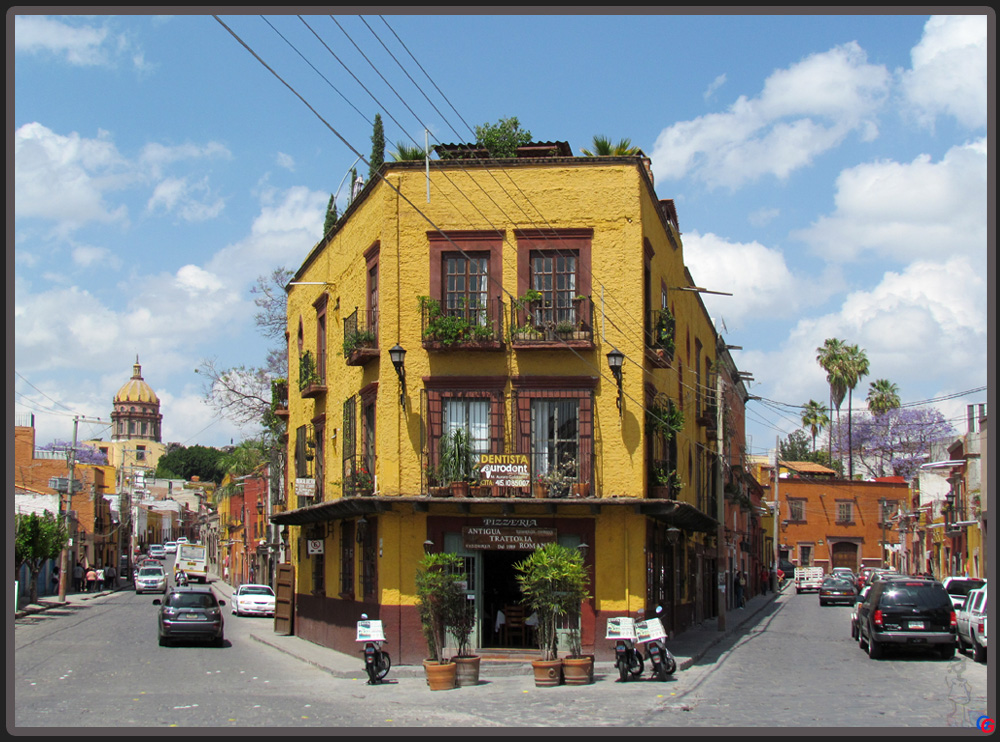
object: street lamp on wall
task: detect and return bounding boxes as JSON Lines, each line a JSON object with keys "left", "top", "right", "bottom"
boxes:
{"left": 606, "top": 347, "right": 624, "bottom": 415}
{"left": 389, "top": 344, "right": 407, "bottom": 409}
{"left": 665, "top": 526, "right": 682, "bottom": 546}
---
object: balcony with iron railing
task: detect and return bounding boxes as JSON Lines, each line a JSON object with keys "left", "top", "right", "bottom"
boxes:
{"left": 420, "top": 296, "right": 504, "bottom": 351}
{"left": 645, "top": 307, "right": 675, "bottom": 368}
{"left": 343, "top": 455, "right": 374, "bottom": 497}
{"left": 510, "top": 294, "right": 594, "bottom": 348}
{"left": 298, "top": 350, "right": 326, "bottom": 399}
{"left": 343, "top": 308, "right": 379, "bottom": 366}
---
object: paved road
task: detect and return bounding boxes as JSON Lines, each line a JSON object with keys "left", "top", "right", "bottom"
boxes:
{"left": 13, "top": 581, "right": 990, "bottom": 729}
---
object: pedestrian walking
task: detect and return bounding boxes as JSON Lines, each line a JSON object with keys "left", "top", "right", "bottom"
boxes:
{"left": 86, "top": 566, "right": 97, "bottom": 593}
{"left": 738, "top": 570, "right": 747, "bottom": 607}
{"left": 734, "top": 570, "right": 744, "bottom": 608}
{"left": 95, "top": 565, "right": 105, "bottom": 592}
{"left": 105, "top": 563, "right": 116, "bottom": 590}
{"left": 74, "top": 562, "right": 85, "bottom": 592}
{"left": 50, "top": 566, "right": 60, "bottom": 595}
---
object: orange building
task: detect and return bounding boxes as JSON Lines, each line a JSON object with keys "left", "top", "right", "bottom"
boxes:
{"left": 14, "top": 415, "right": 118, "bottom": 569}
{"left": 771, "top": 465, "right": 908, "bottom": 573}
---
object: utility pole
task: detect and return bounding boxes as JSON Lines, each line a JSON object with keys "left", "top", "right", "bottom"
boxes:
{"left": 773, "top": 437, "right": 780, "bottom": 590}
{"left": 716, "top": 369, "right": 726, "bottom": 631}
{"left": 879, "top": 497, "right": 888, "bottom": 569}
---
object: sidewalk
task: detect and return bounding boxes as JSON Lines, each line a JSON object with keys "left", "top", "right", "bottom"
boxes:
{"left": 15, "top": 582, "right": 129, "bottom": 618}
{"left": 16, "top": 571, "right": 789, "bottom": 679}
{"left": 211, "top": 574, "right": 789, "bottom": 679}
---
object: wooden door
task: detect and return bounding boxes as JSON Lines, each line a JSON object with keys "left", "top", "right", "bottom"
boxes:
{"left": 273, "top": 562, "right": 295, "bottom": 635}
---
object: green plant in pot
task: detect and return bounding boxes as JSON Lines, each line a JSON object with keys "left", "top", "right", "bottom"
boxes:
{"left": 450, "top": 592, "right": 481, "bottom": 686}
{"left": 415, "top": 552, "right": 467, "bottom": 690}
{"left": 439, "top": 428, "right": 475, "bottom": 497}
{"left": 514, "top": 543, "right": 591, "bottom": 686}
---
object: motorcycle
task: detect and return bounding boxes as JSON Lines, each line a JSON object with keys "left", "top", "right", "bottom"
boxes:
{"left": 606, "top": 616, "right": 644, "bottom": 682}
{"left": 175, "top": 570, "right": 189, "bottom": 587}
{"left": 636, "top": 606, "right": 677, "bottom": 681}
{"left": 357, "top": 614, "right": 391, "bottom": 685}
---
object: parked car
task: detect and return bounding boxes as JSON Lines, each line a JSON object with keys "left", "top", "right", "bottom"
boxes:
{"left": 153, "top": 587, "right": 226, "bottom": 647}
{"left": 941, "top": 576, "right": 986, "bottom": 611}
{"left": 231, "top": 584, "right": 277, "bottom": 617}
{"left": 832, "top": 567, "right": 856, "bottom": 584}
{"left": 857, "top": 578, "right": 956, "bottom": 660}
{"left": 851, "top": 586, "right": 872, "bottom": 640}
{"left": 956, "top": 585, "right": 988, "bottom": 663}
{"left": 135, "top": 566, "right": 167, "bottom": 595}
{"left": 819, "top": 576, "right": 857, "bottom": 606}
{"left": 148, "top": 544, "right": 166, "bottom": 560}
{"left": 175, "top": 537, "right": 189, "bottom": 544}
{"left": 164, "top": 542, "right": 178, "bottom": 554}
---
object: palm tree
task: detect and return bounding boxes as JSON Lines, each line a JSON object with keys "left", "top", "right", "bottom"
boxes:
{"left": 581, "top": 135, "right": 640, "bottom": 157}
{"left": 867, "top": 379, "right": 901, "bottom": 416}
{"left": 840, "top": 344, "right": 870, "bottom": 479}
{"left": 390, "top": 142, "right": 426, "bottom": 161}
{"left": 800, "top": 400, "right": 829, "bottom": 453}
{"left": 816, "top": 338, "right": 848, "bottom": 465}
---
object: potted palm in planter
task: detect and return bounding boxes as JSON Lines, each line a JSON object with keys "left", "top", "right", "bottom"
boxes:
{"left": 440, "top": 428, "right": 475, "bottom": 497}
{"left": 515, "top": 543, "right": 591, "bottom": 687}
{"left": 451, "top": 593, "right": 481, "bottom": 687}
{"left": 416, "top": 552, "right": 466, "bottom": 691}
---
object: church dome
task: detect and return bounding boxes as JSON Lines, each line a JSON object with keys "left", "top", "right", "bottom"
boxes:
{"left": 115, "top": 358, "right": 159, "bottom": 405}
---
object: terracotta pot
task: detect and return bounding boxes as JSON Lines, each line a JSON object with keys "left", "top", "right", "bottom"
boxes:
{"left": 429, "top": 486, "right": 451, "bottom": 498}
{"left": 450, "top": 481, "right": 470, "bottom": 498}
{"left": 470, "top": 486, "right": 491, "bottom": 498}
{"left": 531, "top": 658, "right": 563, "bottom": 687}
{"left": 533, "top": 484, "right": 548, "bottom": 499}
{"left": 453, "top": 655, "right": 481, "bottom": 687}
{"left": 572, "top": 482, "right": 590, "bottom": 498}
{"left": 423, "top": 660, "right": 457, "bottom": 691}
{"left": 562, "top": 656, "right": 594, "bottom": 685}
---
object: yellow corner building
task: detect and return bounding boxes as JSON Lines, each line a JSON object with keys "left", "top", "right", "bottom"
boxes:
{"left": 273, "top": 143, "right": 742, "bottom": 663}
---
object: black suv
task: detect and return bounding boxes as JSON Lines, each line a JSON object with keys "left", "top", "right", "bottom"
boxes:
{"left": 857, "top": 578, "right": 956, "bottom": 660}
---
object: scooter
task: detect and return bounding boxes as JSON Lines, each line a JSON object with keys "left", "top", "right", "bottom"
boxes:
{"left": 607, "top": 616, "right": 644, "bottom": 682}
{"left": 357, "top": 614, "right": 391, "bottom": 685}
{"left": 636, "top": 606, "right": 677, "bottom": 681}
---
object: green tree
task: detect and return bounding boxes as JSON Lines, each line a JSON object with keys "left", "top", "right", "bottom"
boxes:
{"left": 800, "top": 400, "right": 829, "bottom": 453}
{"left": 581, "top": 135, "right": 640, "bottom": 156}
{"left": 474, "top": 116, "right": 533, "bottom": 158}
{"left": 778, "top": 430, "right": 842, "bottom": 475}
{"left": 816, "top": 337, "right": 848, "bottom": 463}
{"left": 155, "top": 445, "right": 226, "bottom": 483}
{"left": 323, "top": 194, "right": 338, "bottom": 236}
{"left": 15, "top": 512, "right": 68, "bottom": 605}
{"left": 369, "top": 113, "right": 385, "bottom": 179}
{"left": 867, "top": 378, "right": 901, "bottom": 417}
{"left": 390, "top": 141, "right": 426, "bottom": 161}
{"left": 841, "top": 344, "right": 870, "bottom": 478}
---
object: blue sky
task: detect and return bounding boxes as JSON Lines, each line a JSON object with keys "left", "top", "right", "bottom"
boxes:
{"left": 12, "top": 11, "right": 990, "bottom": 456}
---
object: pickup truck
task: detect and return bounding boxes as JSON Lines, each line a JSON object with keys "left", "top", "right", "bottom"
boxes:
{"left": 794, "top": 567, "right": 825, "bottom": 594}
{"left": 957, "top": 585, "right": 988, "bottom": 663}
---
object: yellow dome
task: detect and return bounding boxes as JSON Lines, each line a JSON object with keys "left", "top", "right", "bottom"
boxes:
{"left": 115, "top": 358, "right": 159, "bottom": 405}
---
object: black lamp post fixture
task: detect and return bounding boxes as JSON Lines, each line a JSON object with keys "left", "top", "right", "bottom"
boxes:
{"left": 389, "top": 344, "right": 407, "bottom": 409}
{"left": 577, "top": 541, "right": 589, "bottom": 561}
{"left": 665, "top": 526, "right": 682, "bottom": 546}
{"left": 606, "top": 347, "right": 624, "bottom": 414}
{"left": 356, "top": 515, "right": 368, "bottom": 544}
{"left": 423, "top": 539, "right": 435, "bottom": 555}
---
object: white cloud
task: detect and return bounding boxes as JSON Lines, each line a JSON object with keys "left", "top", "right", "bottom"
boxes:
{"left": 792, "top": 138, "right": 987, "bottom": 263}
{"left": 140, "top": 141, "right": 231, "bottom": 180}
{"left": 71, "top": 244, "right": 117, "bottom": 269}
{"left": 651, "top": 42, "right": 889, "bottom": 189}
{"left": 14, "top": 15, "right": 144, "bottom": 69}
{"left": 147, "top": 176, "right": 226, "bottom": 222}
{"left": 748, "top": 207, "right": 779, "bottom": 227}
{"left": 748, "top": 254, "right": 986, "bottom": 427}
{"left": 703, "top": 74, "right": 726, "bottom": 101}
{"left": 276, "top": 152, "right": 295, "bottom": 171}
{"left": 14, "top": 122, "right": 132, "bottom": 231}
{"left": 900, "top": 15, "right": 988, "bottom": 130}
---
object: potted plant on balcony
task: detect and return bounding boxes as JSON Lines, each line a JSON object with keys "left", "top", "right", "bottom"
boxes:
{"left": 416, "top": 552, "right": 466, "bottom": 691}
{"left": 343, "top": 328, "right": 376, "bottom": 357}
{"left": 515, "top": 543, "right": 591, "bottom": 687}
{"left": 348, "top": 466, "right": 374, "bottom": 496}
{"left": 425, "top": 461, "right": 450, "bottom": 498}
{"left": 440, "top": 428, "right": 475, "bottom": 497}
{"left": 298, "top": 350, "right": 320, "bottom": 392}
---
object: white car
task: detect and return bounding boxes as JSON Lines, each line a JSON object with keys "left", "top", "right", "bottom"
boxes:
{"left": 942, "top": 576, "right": 986, "bottom": 610}
{"left": 135, "top": 566, "right": 168, "bottom": 594}
{"left": 164, "top": 542, "right": 178, "bottom": 554}
{"left": 175, "top": 537, "right": 189, "bottom": 544}
{"left": 850, "top": 585, "right": 871, "bottom": 640}
{"left": 231, "top": 584, "right": 276, "bottom": 617}
{"left": 957, "top": 585, "right": 988, "bottom": 663}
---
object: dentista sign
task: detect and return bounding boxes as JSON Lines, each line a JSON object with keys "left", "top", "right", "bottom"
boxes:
{"left": 476, "top": 453, "right": 530, "bottom": 487}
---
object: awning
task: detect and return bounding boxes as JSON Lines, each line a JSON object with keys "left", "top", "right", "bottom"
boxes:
{"left": 271, "top": 494, "right": 719, "bottom": 533}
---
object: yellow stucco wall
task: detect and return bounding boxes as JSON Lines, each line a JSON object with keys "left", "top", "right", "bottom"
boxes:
{"left": 286, "top": 158, "right": 718, "bottom": 605}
